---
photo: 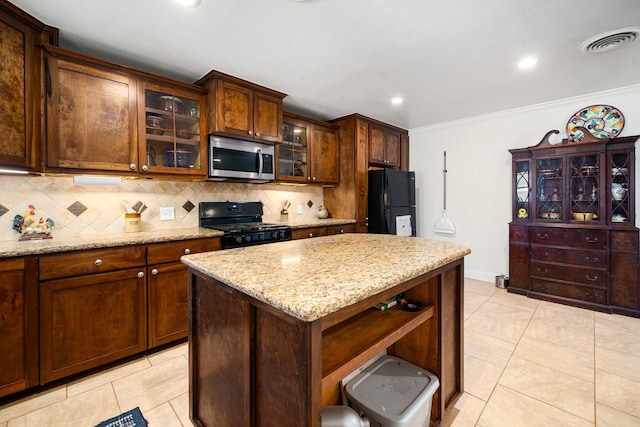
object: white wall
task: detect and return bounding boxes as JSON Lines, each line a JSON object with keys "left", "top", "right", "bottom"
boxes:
{"left": 410, "top": 84, "right": 640, "bottom": 282}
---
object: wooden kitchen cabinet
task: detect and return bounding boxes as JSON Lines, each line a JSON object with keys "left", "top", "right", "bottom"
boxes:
{"left": 509, "top": 130, "right": 640, "bottom": 317}
{"left": 278, "top": 112, "right": 339, "bottom": 184}
{"left": 0, "top": 258, "right": 38, "bottom": 398}
{"left": 138, "top": 80, "right": 207, "bottom": 177}
{"left": 44, "top": 46, "right": 138, "bottom": 173}
{"left": 39, "top": 246, "right": 147, "bottom": 383}
{"left": 291, "top": 224, "right": 355, "bottom": 240}
{"left": 147, "top": 238, "right": 220, "bottom": 348}
{"left": 0, "top": 1, "right": 57, "bottom": 171}
{"left": 369, "top": 124, "right": 400, "bottom": 168}
{"left": 196, "top": 70, "right": 286, "bottom": 143}
{"left": 324, "top": 114, "right": 409, "bottom": 233}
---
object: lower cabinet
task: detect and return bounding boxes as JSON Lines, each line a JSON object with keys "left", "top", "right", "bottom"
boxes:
{"left": 291, "top": 223, "right": 355, "bottom": 240}
{"left": 39, "top": 247, "right": 147, "bottom": 383}
{"left": 0, "top": 258, "right": 38, "bottom": 398}
{"left": 147, "top": 239, "right": 220, "bottom": 348}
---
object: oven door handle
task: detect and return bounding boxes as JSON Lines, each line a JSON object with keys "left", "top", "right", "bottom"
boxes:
{"left": 257, "top": 149, "right": 264, "bottom": 176}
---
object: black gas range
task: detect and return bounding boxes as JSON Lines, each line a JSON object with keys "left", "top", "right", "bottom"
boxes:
{"left": 199, "top": 201, "right": 291, "bottom": 249}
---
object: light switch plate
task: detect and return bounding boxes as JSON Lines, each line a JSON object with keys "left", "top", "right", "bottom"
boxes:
{"left": 160, "top": 207, "right": 175, "bottom": 221}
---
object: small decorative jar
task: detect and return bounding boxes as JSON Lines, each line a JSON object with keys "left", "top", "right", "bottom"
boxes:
{"left": 125, "top": 213, "right": 141, "bottom": 233}
{"left": 317, "top": 205, "right": 328, "bottom": 219}
{"left": 280, "top": 210, "right": 289, "bottom": 222}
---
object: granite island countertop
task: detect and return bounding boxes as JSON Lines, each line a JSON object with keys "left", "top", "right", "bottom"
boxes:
{"left": 181, "top": 233, "right": 471, "bottom": 322}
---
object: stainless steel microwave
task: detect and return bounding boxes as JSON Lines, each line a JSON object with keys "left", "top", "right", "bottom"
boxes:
{"left": 208, "top": 135, "right": 275, "bottom": 183}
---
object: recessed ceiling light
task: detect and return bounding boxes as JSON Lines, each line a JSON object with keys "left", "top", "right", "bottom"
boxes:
{"left": 390, "top": 97, "right": 404, "bottom": 105}
{"left": 174, "top": 0, "right": 201, "bottom": 7}
{"left": 517, "top": 56, "right": 538, "bottom": 70}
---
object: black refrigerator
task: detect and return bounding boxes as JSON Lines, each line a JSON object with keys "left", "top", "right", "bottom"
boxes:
{"left": 368, "top": 169, "right": 417, "bottom": 236}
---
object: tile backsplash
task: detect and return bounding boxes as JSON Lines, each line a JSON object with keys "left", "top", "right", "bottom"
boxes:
{"left": 0, "top": 176, "right": 323, "bottom": 241}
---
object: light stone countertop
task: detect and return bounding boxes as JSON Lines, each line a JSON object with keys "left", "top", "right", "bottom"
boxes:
{"left": 181, "top": 233, "right": 471, "bottom": 322}
{"left": 0, "top": 227, "right": 223, "bottom": 257}
{"left": 0, "top": 218, "right": 356, "bottom": 258}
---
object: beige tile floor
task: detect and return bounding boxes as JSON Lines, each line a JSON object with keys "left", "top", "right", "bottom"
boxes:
{"left": 1, "top": 278, "right": 639, "bottom": 426}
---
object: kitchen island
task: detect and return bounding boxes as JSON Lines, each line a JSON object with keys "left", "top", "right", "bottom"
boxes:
{"left": 182, "top": 233, "right": 471, "bottom": 427}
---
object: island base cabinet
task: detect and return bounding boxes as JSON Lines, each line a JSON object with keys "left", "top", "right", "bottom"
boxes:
{"left": 189, "top": 258, "right": 464, "bottom": 427}
{"left": 39, "top": 269, "right": 147, "bottom": 383}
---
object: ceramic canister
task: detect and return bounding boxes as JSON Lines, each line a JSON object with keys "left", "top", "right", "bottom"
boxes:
{"left": 125, "top": 213, "right": 141, "bottom": 233}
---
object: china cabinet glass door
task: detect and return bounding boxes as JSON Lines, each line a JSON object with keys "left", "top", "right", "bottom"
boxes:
{"left": 515, "top": 161, "right": 530, "bottom": 220}
{"left": 536, "top": 157, "right": 563, "bottom": 220}
{"left": 569, "top": 154, "right": 600, "bottom": 222}
{"left": 610, "top": 151, "right": 631, "bottom": 224}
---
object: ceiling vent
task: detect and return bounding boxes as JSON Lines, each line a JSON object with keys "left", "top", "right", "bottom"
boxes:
{"left": 579, "top": 26, "right": 640, "bottom": 53}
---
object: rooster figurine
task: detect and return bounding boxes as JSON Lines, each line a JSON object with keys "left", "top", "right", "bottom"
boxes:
{"left": 13, "top": 204, "right": 55, "bottom": 240}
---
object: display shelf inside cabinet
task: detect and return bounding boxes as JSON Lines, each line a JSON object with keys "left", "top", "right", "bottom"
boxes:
{"left": 509, "top": 129, "right": 640, "bottom": 318}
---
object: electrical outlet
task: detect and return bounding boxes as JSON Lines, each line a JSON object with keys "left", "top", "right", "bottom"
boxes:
{"left": 160, "top": 207, "right": 175, "bottom": 221}
{"left": 297, "top": 204, "right": 303, "bottom": 215}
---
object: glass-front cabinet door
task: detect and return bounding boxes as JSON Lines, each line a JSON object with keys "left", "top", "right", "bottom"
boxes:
{"left": 569, "top": 154, "right": 601, "bottom": 223}
{"left": 610, "top": 150, "right": 631, "bottom": 224}
{"left": 536, "top": 157, "right": 563, "bottom": 221}
{"left": 139, "top": 83, "right": 206, "bottom": 176}
{"left": 277, "top": 121, "right": 308, "bottom": 182}
{"left": 514, "top": 160, "right": 530, "bottom": 220}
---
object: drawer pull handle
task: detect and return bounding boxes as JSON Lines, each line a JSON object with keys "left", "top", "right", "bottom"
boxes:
{"left": 137, "top": 271, "right": 144, "bottom": 278}
{"left": 586, "top": 291, "right": 600, "bottom": 299}
{"left": 537, "top": 233, "right": 548, "bottom": 240}
{"left": 585, "top": 274, "right": 598, "bottom": 282}
{"left": 94, "top": 259, "right": 103, "bottom": 267}
{"left": 586, "top": 237, "right": 599, "bottom": 244}
{"left": 184, "top": 248, "right": 191, "bottom": 254}
{"left": 585, "top": 256, "right": 599, "bottom": 264}
{"left": 515, "top": 232, "right": 525, "bottom": 238}
{"left": 615, "top": 240, "right": 630, "bottom": 247}
{"left": 151, "top": 268, "right": 158, "bottom": 275}
{"left": 537, "top": 267, "right": 548, "bottom": 274}
{"left": 309, "top": 233, "right": 314, "bottom": 238}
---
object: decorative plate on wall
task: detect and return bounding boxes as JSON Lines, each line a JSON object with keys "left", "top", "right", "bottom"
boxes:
{"left": 566, "top": 105, "right": 624, "bottom": 142}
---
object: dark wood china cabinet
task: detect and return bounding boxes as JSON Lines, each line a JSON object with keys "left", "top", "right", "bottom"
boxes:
{"left": 509, "top": 130, "right": 640, "bottom": 317}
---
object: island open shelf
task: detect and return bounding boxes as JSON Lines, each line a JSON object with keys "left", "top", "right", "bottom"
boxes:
{"left": 321, "top": 304, "right": 435, "bottom": 393}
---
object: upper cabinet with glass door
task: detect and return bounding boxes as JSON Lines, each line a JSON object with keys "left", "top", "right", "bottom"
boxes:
{"left": 278, "top": 121, "right": 308, "bottom": 183}
{"left": 510, "top": 129, "right": 638, "bottom": 227}
{"left": 139, "top": 82, "right": 207, "bottom": 176}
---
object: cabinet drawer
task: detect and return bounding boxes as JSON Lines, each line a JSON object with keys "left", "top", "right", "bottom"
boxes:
{"left": 610, "top": 231, "right": 639, "bottom": 253}
{"left": 326, "top": 224, "right": 355, "bottom": 235}
{"left": 148, "top": 238, "right": 221, "bottom": 264}
{"left": 531, "top": 261, "right": 606, "bottom": 286}
{"left": 292, "top": 226, "right": 327, "bottom": 240}
{"left": 530, "top": 228, "right": 606, "bottom": 250}
{"left": 531, "top": 246, "right": 606, "bottom": 268}
{"left": 39, "top": 246, "right": 146, "bottom": 281}
{"left": 509, "top": 225, "right": 529, "bottom": 242}
{"left": 531, "top": 279, "right": 606, "bottom": 305}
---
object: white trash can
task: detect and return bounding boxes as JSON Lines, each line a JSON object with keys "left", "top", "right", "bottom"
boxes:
{"left": 344, "top": 356, "right": 439, "bottom": 427}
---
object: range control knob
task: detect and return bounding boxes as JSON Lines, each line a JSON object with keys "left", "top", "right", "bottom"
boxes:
{"left": 235, "top": 236, "right": 243, "bottom": 243}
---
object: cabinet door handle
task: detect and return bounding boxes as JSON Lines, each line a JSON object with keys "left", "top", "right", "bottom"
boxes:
{"left": 248, "top": 130, "right": 253, "bottom": 136}
{"left": 184, "top": 248, "right": 191, "bottom": 254}
{"left": 585, "top": 274, "right": 598, "bottom": 282}
{"left": 137, "top": 271, "right": 145, "bottom": 278}
{"left": 255, "top": 132, "right": 260, "bottom": 137}
{"left": 585, "top": 256, "right": 599, "bottom": 264}
{"left": 308, "top": 233, "right": 314, "bottom": 238}
{"left": 151, "top": 268, "right": 158, "bottom": 275}
{"left": 585, "top": 237, "right": 599, "bottom": 244}
{"left": 94, "top": 259, "right": 103, "bottom": 267}
{"left": 129, "top": 163, "right": 136, "bottom": 170}
{"left": 339, "top": 229, "right": 344, "bottom": 234}
{"left": 142, "top": 165, "right": 149, "bottom": 172}
{"left": 312, "top": 176, "right": 316, "bottom": 181}
{"left": 537, "top": 233, "right": 548, "bottom": 240}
